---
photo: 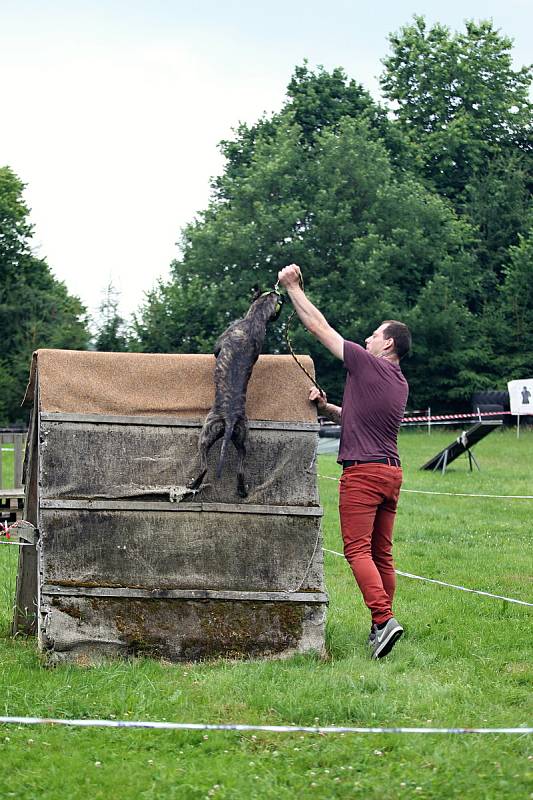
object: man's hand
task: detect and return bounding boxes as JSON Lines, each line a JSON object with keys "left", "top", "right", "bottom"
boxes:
{"left": 310, "top": 387, "right": 342, "bottom": 423}
{"left": 309, "top": 386, "right": 328, "bottom": 413}
{"left": 277, "top": 264, "right": 303, "bottom": 291}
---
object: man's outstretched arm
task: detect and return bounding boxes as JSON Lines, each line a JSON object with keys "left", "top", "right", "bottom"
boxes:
{"left": 277, "top": 264, "right": 344, "bottom": 361}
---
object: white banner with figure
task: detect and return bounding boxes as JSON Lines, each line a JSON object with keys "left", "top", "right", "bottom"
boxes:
{"left": 507, "top": 379, "right": 533, "bottom": 415}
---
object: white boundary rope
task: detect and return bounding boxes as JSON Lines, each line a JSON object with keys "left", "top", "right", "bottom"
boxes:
{"left": 403, "top": 488, "right": 533, "bottom": 499}
{"left": 318, "top": 473, "right": 533, "bottom": 500}
{"left": 0, "top": 540, "right": 31, "bottom": 546}
{"left": 0, "top": 716, "right": 530, "bottom": 735}
{"left": 318, "top": 472, "right": 532, "bottom": 606}
{"left": 323, "top": 548, "right": 533, "bottom": 608}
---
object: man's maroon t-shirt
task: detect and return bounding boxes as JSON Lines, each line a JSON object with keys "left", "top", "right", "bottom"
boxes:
{"left": 337, "top": 340, "right": 409, "bottom": 464}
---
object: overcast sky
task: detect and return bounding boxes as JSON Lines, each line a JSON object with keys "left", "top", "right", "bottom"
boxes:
{"left": 1, "top": 1, "right": 531, "bottom": 324}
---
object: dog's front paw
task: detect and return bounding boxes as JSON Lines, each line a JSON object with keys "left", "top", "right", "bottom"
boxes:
{"left": 237, "top": 483, "right": 249, "bottom": 499}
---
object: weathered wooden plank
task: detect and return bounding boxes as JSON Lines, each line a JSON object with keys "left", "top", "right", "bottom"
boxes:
{"left": 39, "top": 509, "right": 325, "bottom": 594}
{"left": 14, "top": 434, "right": 24, "bottom": 488}
{"left": 40, "top": 595, "right": 327, "bottom": 664}
{"left": 13, "top": 388, "right": 40, "bottom": 635}
{"left": 40, "top": 412, "right": 320, "bottom": 432}
{"left": 11, "top": 544, "right": 38, "bottom": 634}
{"left": 0, "top": 490, "right": 25, "bottom": 499}
{"left": 40, "top": 499, "right": 323, "bottom": 516}
{"left": 42, "top": 585, "right": 329, "bottom": 604}
{"left": 22, "top": 408, "right": 35, "bottom": 487}
{"left": 39, "top": 420, "right": 320, "bottom": 507}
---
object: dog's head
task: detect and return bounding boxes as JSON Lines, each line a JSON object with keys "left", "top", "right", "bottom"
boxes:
{"left": 250, "top": 286, "right": 284, "bottom": 322}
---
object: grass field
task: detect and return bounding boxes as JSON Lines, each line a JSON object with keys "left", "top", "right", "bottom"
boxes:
{"left": 0, "top": 443, "right": 15, "bottom": 489}
{"left": 0, "top": 429, "right": 531, "bottom": 799}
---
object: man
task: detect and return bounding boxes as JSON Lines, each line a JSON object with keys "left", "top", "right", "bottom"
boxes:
{"left": 277, "top": 264, "right": 411, "bottom": 659}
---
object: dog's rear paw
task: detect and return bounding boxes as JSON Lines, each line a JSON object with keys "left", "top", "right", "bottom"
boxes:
{"left": 181, "top": 482, "right": 210, "bottom": 500}
{"left": 237, "top": 484, "right": 249, "bottom": 498}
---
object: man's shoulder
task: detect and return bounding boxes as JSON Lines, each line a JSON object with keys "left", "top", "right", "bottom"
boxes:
{"left": 343, "top": 340, "right": 371, "bottom": 369}
{"left": 344, "top": 340, "right": 392, "bottom": 373}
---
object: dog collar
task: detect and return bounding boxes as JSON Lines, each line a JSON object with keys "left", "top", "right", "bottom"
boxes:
{"left": 257, "top": 284, "right": 284, "bottom": 319}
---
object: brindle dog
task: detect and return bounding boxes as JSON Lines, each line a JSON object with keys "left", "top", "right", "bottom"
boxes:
{"left": 187, "top": 288, "right": 283, "bottom": 498}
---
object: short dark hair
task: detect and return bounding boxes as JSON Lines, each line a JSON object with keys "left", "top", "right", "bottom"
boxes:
{"left": 382, "top": 320, "right": 412, "bottom": 360}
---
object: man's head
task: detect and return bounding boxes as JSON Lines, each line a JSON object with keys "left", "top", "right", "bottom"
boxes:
{"left": 365, "top": 320, "right": 411, "bottom": 361}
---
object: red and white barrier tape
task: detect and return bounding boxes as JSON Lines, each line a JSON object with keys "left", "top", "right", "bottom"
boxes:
{"left": 402, "top": 411, "right": 511, "bottom": 423}
{"left": 0, "top": 520, "right": 34, "bottom": 546}
{"left": 0, "top": 716, "right": 530, "bottom": 735}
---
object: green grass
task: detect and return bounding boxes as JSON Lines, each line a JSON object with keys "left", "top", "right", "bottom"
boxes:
{"left": 0, "top": 429, "right": 532, "bottom": 799}
{"left": 1, "top": 443, "right": 15, "bottom": 489}
{"left": 1, "top": 443, "right": 17, "bottom": 626}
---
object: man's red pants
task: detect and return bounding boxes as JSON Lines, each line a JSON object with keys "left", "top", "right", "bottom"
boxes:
{"left": 339, "top": 463, "right": 403, "bottom": 626}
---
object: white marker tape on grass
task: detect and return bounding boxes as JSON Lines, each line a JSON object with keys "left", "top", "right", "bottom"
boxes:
{"left": 0, "top": 717, "right": 530, "bottom": 735}
{"left": 394, "top": 570, "right": 533, "bottom": 607}
{"left": 318, "top": 474, "right": 533, "bottom": 500}
{"left": 402, "top": 489, "right": 533, "bottom": 500}
{"left": 323, "top": 549, "right": 533, "bottom": 608}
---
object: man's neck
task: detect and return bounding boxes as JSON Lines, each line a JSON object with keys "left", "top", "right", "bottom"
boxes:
{"left": 379, "top": 352, "right": 400, "bottom": 365}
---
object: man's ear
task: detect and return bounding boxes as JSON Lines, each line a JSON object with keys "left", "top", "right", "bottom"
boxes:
{"left": 383, "top": 336, "right": 395, "bottom": 353}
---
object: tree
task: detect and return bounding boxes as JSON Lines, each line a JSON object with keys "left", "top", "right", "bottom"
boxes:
{"left": 380, "top": 17, "right": 532, "bottom": 202}
{"left": 286, "top": 62, "right": 415, "bottom": 170}
{"left": 135, "top": 44, "right": 530, "bottom": 410}
{"left": 498, "top": 225, "right": 533, "bottom": 376}
{"left": 214, "top": 63, "right": 416, "bottom": 203}
{"left": 93, "top": 282, "right": 129, "bottom": 352}
{"left": 463, "top": 152, "right": 531, "bottom": 292}
{"left": 0, "top": 167, "right": 90, "bottom": 424}
{"left": 135, "top": 110, "right": 475, "bottom": 408}
{"left": 0, "top": 167, "right": 33, "bottom": 263}
{"left": 134, "top": 120, "right": 310, "bottom": 355}
{"left": 405, "top": 275, "right": 494, "bottom": 409}
{"left": 381, "top": 16, "right": 532, "bottom": 335}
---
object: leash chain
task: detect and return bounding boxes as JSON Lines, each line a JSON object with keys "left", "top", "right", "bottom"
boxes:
{"left": 275, "top": 276, "right": 326, "bottom": 397}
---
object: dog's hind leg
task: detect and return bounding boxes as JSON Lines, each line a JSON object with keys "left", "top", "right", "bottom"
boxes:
{"left": 231, "top": 418, "right": 249, "bottom": 498}
{"left": 188, "top": 415, "right": 225, "bottom": 492}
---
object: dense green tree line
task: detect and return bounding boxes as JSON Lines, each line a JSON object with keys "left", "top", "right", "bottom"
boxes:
{"left": 133, "top": 17, "right": 532, "bottom": 409}
{"left": 0, "top": 167, "right": 90, "bottom": 425}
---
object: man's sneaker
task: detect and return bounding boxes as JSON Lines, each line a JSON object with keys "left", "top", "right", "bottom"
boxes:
{"left": 370, "top": 617, "right": 403, "bottom": 659}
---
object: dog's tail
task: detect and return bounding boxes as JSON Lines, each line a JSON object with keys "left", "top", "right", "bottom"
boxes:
{"left": 216, "top": 422, "right": 235, "bottom": 480}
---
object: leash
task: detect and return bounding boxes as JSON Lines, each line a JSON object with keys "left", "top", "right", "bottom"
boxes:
{"left": 274, "top": 277, "right": 326, "bottom": 397}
